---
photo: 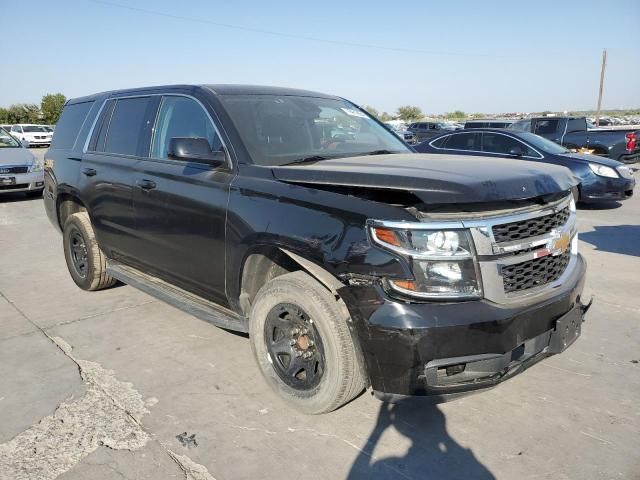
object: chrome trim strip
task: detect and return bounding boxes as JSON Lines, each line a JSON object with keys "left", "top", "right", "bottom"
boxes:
{"left": 82, "top": 100, "right": 108, "bottom": 153}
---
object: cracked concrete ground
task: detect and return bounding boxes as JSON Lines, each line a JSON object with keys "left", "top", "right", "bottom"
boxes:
{"left": 0, "top": 150, "right": 639, "bottom": 479}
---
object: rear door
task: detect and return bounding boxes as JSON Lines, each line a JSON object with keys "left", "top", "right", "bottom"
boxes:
{"left": 131, "top": 94, "right": 233, "bottom": 305}
{"left": 80, "top": 95, "right": 157, "bottom": 261}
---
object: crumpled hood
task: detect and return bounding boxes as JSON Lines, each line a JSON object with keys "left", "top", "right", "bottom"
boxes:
{"left": 0, "top": 147, "right": 35, "bottom": 166}
{"left": 271, "top": 153, "right": 578, "bottom": 204}
{"left": 559, "top": 152, "right": 622, "bottom": 168}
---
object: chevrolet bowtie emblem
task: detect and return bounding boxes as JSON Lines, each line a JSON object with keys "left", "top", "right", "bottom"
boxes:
{"left": 552, "top": 232, "right": 571, "bottom": 252}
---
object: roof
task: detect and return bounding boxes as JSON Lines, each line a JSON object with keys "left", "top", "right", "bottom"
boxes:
{"left": 67, "top": 84, "right": 340, "bottom": 105}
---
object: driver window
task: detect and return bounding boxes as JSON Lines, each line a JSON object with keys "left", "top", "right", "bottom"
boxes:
{"left": 151, "top": 96, "right": 222, "bottom": 159}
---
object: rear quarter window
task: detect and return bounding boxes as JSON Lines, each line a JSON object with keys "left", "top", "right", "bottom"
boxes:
{"left": 51, "top": 101, "right": 94, "bottom": 149}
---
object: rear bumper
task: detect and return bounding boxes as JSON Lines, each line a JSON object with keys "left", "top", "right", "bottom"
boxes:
{"left": 340, "top": 253, "right": 588, "bottom": 398}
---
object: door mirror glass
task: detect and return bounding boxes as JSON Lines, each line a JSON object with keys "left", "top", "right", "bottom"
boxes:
{"left": 168, "top": 137, "right": 225, "bottom": 165}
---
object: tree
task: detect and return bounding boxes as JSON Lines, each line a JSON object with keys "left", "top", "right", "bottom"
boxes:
{"left": 41, "top": 93, "right": 66, "bottom": 124}
{"left": 6, "top": 104, "right": 41, "bottom": 124}
{"left": 396, "top": 105, "right": 423, "bottom": 122}
{"left": 379, "top": 112, "right": 392, "bottom": 122}
{"left": 0, "top": 107, "right": 8, "bottom": 123}
{"left": 362, "top": 105, "right": 379, "bottom": 119}
{"left": 446, "top": 110, "right": 467, "bottom": 120}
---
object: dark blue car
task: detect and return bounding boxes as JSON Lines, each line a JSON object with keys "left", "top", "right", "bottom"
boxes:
{"left": 415, "top": 129, "right": 635, "bottom": 204}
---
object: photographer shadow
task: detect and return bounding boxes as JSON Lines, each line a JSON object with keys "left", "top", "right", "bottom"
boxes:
{"left": 347, "top": 398, "right": 495, "bottom": 480}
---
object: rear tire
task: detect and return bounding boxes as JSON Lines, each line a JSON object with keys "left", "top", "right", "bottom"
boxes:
{"left": 249, "top": 271, "right": 367, "bottom": 414}
{"left": 63, "top": 212, "right": 117, "bottom": 291}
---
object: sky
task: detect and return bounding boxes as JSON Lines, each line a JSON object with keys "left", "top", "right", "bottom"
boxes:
{"left": 2, "top": 0, "right": 639, "bottom": 114}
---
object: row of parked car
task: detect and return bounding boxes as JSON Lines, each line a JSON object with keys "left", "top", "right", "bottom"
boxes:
{"left": 0, "top": 124, "right": 54, "bottom": 148}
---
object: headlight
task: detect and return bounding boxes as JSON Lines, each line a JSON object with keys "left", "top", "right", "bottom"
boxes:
{"left": 370, "top": 226, "right": 482, "bottom": 299}
{"left": 588, "top": 163, "right": 618, "bottom": 178}
{"left": 30, "top": 158, "right": 44, "bottom": 172}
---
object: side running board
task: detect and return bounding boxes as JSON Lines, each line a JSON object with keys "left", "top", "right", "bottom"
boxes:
{"left": 106, "top": 260, "right": 248, "bottom": 333}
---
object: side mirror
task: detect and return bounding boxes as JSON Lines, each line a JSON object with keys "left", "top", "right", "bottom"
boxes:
{"left": 21, "top": 139, "right": 30, "bottom": 148}
{"left": 508, "top": 146, "right": 525, "bottom": 157}
{"left": 167, "top": 137, "right": 226, "bottom": 166}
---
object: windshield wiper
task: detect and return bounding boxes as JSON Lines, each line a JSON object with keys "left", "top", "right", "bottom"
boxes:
{"left": 281, "top": 155, "right": 331, "bottom": 166}
{"left": 366, "top": 149, "right": 402, "bottom": 155}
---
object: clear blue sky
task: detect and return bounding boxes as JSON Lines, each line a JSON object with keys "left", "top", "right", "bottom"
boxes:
{"left": 3, "top": 0, "right": 639, "bottom": 114}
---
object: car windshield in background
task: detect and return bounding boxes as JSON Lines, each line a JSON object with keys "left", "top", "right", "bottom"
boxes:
{"left": 0, "top": 128, "right": 20, "bottom": 148}
{"left": 218, "top": 95, "right": 410, "bottom": 166}
{"left": 518, "top": 132, "right": 570, "bottom": 154}
{"left": 23, "top": 126, "right": 48, "bottom": 133}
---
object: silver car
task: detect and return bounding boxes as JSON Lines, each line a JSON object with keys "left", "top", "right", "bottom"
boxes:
{"left": 0, "top": 128, "right": 44, "bottom": 196}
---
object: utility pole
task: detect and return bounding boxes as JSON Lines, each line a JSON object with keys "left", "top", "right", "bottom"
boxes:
{"left": 595, "top": 49, "right": 607, "bottom": 127}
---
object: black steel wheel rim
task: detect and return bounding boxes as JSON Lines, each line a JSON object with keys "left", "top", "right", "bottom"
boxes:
{"left": 264, "top": 303, "right": 325, "bottom": 390}
{"left": 68, "top": 227, "right": 89, "bottom": 278}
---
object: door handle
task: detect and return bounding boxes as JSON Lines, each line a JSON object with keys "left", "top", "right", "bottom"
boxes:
{"left": 81, "top": 168, "right": 97, "bottom": 176}
{"left": 136, "top": 179, "right": 157, "bottom": 190}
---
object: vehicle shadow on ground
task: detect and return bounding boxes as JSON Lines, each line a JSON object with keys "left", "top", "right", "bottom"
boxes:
{"left": 578, "top": 201, "right": 622, "bottom": 211}
{"left": 580, "top": 225, "right": 640, "bottom": 257}
{"left": 346, "top": 399, "right": 495, "bottom": 480}
{"left": 0, "top": 192, "right": 42, "bottom": 204}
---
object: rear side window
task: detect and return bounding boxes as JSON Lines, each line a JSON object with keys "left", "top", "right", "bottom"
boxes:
{"left": 533, "top": 119, "right": 560, "bottom": 135}
{"left": 103, "top": 97, "right": 152, "bottom": 156}
{"left": 51, "top": 102, "right": 94, "bottom": 149}
{"left": 430, "top": 136, "right": 448, "bottom": 148}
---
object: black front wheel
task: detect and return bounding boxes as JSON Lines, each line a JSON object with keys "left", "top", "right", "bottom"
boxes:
{"left": 250, "top": 271, "right": 367, "bottom": 414}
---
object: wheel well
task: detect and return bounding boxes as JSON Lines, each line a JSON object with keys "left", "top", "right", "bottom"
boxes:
{"left": 239, "top": 248, "right": 301, "bottom": 315}
{"left": 57, "top": 194, "right": 87, "bottom": 230}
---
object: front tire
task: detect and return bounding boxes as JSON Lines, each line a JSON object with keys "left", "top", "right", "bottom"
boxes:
{"left": 63, "top": 212, "right": 117, "bottom": 291}
{"left": 249, "top": 271, "right": 367, "bottom": 414}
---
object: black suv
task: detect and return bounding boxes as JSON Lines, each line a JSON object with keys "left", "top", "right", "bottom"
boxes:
{"left": 44, "top": 85, "right": 589, "bottom": 414}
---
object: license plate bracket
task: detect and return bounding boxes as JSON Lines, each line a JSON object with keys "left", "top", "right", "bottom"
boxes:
{"left": 548, "top": 307, "right": 582, "bottom": 353}
{"left": 0, "top": 176, "right": 16, "bottom": 186}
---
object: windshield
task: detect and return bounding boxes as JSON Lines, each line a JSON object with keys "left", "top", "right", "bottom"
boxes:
{"left": 0, "top": 128, "right": 20, "bottom": 148}
{"left": 23, "top": 125, "right": 48, "bottom": 133}
{"left": 518, "top": 132, "right": 569, "bottom": 154}
{"left": 218, "top": 94, "right": 410, "bottom": 166}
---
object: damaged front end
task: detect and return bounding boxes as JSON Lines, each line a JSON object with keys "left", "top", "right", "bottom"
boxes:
{"left": 337, "top": 191, "right": 591, "bottom": 399}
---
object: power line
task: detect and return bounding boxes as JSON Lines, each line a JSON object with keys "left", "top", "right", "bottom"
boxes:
{"left": 88, "top": 0, "right": 520, "bottom": 60}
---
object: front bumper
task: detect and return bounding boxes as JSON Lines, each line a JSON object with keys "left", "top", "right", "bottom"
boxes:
{"left": 0, "top": 171, "right": 45, "bottom": 194}
{"left": 340, "top": 253, "right": 588, "bottom": 398}
{"left": 581, "top": 175, "right": 635, "bottom": 203}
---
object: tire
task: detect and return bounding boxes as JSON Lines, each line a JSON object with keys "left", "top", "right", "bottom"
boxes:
{"left": 249, "top": 271, "right": 367, "bottom": 414}
{"left": 571, "top": 186, "right": 580, "bottom": 204}
{"left": 63, "top": 212, "right": 117, "bottom": 291}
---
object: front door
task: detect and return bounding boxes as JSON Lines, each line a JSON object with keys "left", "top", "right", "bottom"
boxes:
{"left": 131, "top": 94, "right": 233, "bottom": 306}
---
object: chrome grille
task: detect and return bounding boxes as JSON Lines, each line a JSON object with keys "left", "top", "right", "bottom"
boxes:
{"left": 502, "top": 251, "right": 571, "bottom": 293}
{"left": 0, "top": 166, "right": 28, "bottom": 174}
{"left": 492, "top": 207, "right": 570, "bottom": 243}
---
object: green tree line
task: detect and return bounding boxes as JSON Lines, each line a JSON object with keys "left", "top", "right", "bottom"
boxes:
{"left": 0, "top": 93, "right": 66, "bottom": 125}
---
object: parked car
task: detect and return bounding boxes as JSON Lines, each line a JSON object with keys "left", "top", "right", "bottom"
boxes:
{"left": 0, "top": 124, "right": 13, "bottom": 132}
{"left": 10, "top": 124, "right": 53, "bottom": 147}
{"left": 384, "top": 122, "right": 417, "bottom": 144}
{"left": 44, "top": 84, "right": 589, "bottom": 414}
{"left": 416, "top": 129, "right": 635, "bottom": 203}
{"left": 0, "top": 127, "right": 44, "bottom": 196}
{"left": 406, "top": 121, "right": 455, "bottom": 142}
{"left": 508, "top": 116, "right": 639, "bottom": 164}
{"left": 464, "top": 119, "right": 515, "bottom": 129}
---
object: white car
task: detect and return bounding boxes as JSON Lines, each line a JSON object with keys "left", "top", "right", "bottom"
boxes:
{"left": 10, "top": 124, "right": 53, "bottom": 147}
{"left": 0, "top": 127, "right": 44, "bottom": 196}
